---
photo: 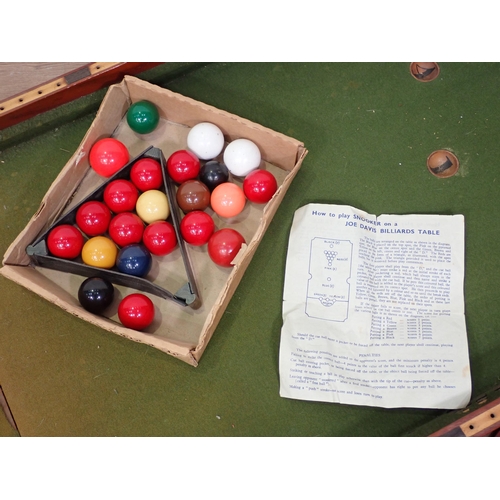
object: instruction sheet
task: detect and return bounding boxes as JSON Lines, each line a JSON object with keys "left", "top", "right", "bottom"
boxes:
{"left": 279, "top": 204, "right": 471, "bottom": 409}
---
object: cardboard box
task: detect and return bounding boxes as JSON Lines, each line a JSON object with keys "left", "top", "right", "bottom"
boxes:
{"left": 0, "top": 75, "right": 308, "bottom": 366}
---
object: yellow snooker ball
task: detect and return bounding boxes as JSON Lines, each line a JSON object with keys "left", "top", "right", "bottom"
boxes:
{"left": 136, "top": 189, "right": 170, "bottom": 224}
{"left": 81, "top": 236, "right": 118, "bottom": 269}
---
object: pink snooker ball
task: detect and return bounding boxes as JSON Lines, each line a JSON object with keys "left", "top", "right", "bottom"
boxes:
{"left": 210, "top": 182, "right": 246, "bottom": 218}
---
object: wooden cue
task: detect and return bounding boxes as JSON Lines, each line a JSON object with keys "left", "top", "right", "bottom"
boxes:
{"left": 0, "top": 62, "right": 163, "bottom": 131}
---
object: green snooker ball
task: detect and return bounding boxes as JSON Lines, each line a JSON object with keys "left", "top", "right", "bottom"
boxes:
{"left": 127, "top": 100, "right": 160, "bottom": 134}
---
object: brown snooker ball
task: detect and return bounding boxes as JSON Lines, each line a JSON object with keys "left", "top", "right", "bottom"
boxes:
{"left": 176, "top": 179, "right": 211, "bottom": 213}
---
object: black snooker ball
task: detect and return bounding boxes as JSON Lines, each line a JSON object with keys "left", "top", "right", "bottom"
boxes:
{"left": 199, "top": 161, "right": 229, "bottom": 192}
{"left": 78, "top": 277, "right": 115, "bottom": 315}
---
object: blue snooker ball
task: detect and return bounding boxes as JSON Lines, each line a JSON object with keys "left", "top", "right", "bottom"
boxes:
{"left": 116, "top": 244, "right": 152, "bottom": 278}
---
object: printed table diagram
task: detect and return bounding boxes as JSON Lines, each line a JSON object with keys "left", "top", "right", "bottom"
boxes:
{"left": 306, "top": 238, "right": 353, "bottom": 321}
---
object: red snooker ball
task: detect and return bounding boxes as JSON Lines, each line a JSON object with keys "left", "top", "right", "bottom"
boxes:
{"left": 180, "top": 211, "right": 215, "bottom": 246}
{"left": 118, "top": 293, "right": 155, "bottom": 330}
{"left": 166, "top": 150, "right": 200, "bottom": 184}
{"left": 243, "top": 169, "right": 278, "bottom": 204}
{"left": 89, "top": 138, "right": 130, "bottom": 178}
{"left": 130, "top": 158, "right": 164, "bottom": 191}
{"left": 47, "top": 224, "right": 85, "bottom": 259}
{"left": 75, "top": 200, "right": 112, "bottom": 236}
{"left": 108, "top": 212, "right": 145, "bottom": 247}
{"left": 103, "top": 179, "right": 139, "bottom": 213}
{"left": 207, "top": 228, "right": 246, "bottom": 267}
{"left": 142, "top": 221, "right": 178, "bottom": 256}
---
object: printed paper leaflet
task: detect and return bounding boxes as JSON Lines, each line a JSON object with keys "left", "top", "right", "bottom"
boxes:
{"left": 279, "top": 204, "right": 471, "bottom": 409}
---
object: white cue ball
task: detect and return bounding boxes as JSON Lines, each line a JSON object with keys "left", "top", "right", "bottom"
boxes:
{"left": 187, "top": 122, "right": 225, "bottom": 160}
{"left": 223, "top": 138, "right": 261, "bottom": 177}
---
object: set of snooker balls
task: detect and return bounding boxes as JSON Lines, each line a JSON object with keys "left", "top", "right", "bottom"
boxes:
{"left": 47, "top": 151, "right": 175, "bottom": 330}
{"left": 46, "top": 100, "right": 278, "bottom": 331}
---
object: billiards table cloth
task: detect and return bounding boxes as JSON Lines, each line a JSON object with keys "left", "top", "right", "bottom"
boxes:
{"left": 1, "top": 62, "right": 499, "bottom": 437}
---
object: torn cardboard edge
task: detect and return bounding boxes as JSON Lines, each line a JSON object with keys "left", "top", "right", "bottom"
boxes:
{"left": 0, "top": 75, "right": 308, "bottom": 367}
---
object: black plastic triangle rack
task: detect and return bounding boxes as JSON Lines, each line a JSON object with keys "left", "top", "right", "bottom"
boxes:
{"left": 26, "top": 146, "right": 201, "bottom": 309}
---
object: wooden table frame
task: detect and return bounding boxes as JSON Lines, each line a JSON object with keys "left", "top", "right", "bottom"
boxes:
{"left": 430, "top": 386, "right": 500, "bottom": 437}
{"left": 0, "top": 62, "right": 162, "bottom": 130}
